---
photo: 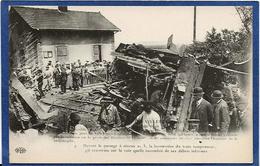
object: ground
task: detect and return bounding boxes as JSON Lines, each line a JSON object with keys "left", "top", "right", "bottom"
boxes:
{"left": 39, "top": 84, "right": 130, "bottom": 136}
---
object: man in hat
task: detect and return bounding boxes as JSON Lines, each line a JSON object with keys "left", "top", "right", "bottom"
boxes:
{"left": 98, "top": 97, "right": 121, "bottom": 132}
{"left": 43, "top": 65, "right": 52, "bottom": 91}
{"left": 211, "top": 90, "right": 230, "bottom": 135}
{"left": 68, "top": 112, "right": 89, "bottom": 135}
{"left": 127, "top": 94, "right": 145, "bottom": 137}
{"left": 60, "top": 64, "right": 68, "bottom": 94}
{"left": 189, "top": 87, "right": 213, "bottom": 135}
{"left": 126, "top": 101, "right": 162, "bottom": 136}
{"left": 53, "top": 63, "right": 61, "bottom": 88}
{"left": 35, "top": 69, "right": 44, "bottom": 98}
{"left": 72, "top": 64, "right": 81, "bottom": 91}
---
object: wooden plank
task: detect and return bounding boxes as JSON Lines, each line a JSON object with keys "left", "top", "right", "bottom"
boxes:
{"left": 11, "top": 75, "right": 57, "bottom": 120}
{"left": 40, "top": 100, "right": 99, "bottom": 115}
{"left": 172, "top": 57, "right": 198, "bottom": 132}
{"left": 167, "top": 57, "right": 194, "bottom": 112}
{"left": 177, "top": 62, "right": 206, "bottom": 131}
{"left": 195, "top": 62, "right": 206, "bottom": 87}
{"left": 178, "top": 65, "right": 199, "bottom": 131}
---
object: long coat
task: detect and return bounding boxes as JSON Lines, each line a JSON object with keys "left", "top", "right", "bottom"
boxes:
{"left": 190, "top": 98, "right": 213, "bottom": 133}
{"left": 213, "top": 99, "right": 230, "bottom": 134}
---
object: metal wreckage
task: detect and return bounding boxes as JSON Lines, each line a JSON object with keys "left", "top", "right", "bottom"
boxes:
{"left": 9, "top": 38, "right": 250, "bottom": 137}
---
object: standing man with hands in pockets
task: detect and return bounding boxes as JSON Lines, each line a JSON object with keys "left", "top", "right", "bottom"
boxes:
{"left": 211, "top": 90, "right": 230, "bottom": 135}
{"left": 189, "top": 87, "right": 214, "bottom": 135}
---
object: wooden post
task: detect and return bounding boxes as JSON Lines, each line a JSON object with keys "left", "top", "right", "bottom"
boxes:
{"left": 145, "top": 66, "right": 149, "bottom": 101}
{"left": 193, "top": 6, "right": 197, "bottom": 42}
{"left": 177, "top": 62, "right": 206, "bottom": 131}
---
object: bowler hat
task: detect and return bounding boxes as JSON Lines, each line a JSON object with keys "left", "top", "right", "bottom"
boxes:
{"left": 211, "top": 90, "right": 223, "bottom": 98}
{"left": 192, "top": 87, "right": 204, "bottom": 95}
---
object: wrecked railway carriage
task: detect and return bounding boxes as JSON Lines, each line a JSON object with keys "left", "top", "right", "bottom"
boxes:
{"left": 10, "top": 42, "right": 249, "bottom": 136}
{"left": 110, "top": 43, "right": 206, "bottom": 132}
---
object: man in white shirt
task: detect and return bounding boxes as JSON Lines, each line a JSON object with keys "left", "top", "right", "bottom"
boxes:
{"left": 68, "top": 112, "right": 89, "bottom": 136}
{"left": 126, "top": 101, "right": 162, "bottom": 135}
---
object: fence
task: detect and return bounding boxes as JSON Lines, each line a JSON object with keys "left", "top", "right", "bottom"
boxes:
{"left": 83, "top": 66, "right": 110, "bottom": 85}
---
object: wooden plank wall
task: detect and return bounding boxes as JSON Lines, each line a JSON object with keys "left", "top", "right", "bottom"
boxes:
{"left": 21, "top": 30, "right": 40, "bottom": 67}
{"left": 171, "top": 57, "right": 206, "bottom": 132}
{"left": 179, "top": 62, "right": 206, "bottom": 131}
{"left": 11, "top": 75, "right": 57, "bottom": 120}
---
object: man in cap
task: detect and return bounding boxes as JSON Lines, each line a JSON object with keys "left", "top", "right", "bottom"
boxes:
{"left": 211, "top": 90, "right": 230, "bottom": 135}
{"left": 126, "top": 101, "right": 162, "bottom": 136}
{"left": 98, "top": 97, "right": 121, "bottom": 132}
{"left": 189, "top": 87, "right": 213, "bottom": 135}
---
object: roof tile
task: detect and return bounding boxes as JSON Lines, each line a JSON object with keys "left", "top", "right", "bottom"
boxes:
{"left": 13, "top": 6, "right": 120, "bottom": 31}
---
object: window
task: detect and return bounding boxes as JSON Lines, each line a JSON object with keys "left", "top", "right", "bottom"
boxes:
{"left": 93, "top": 45, "right": 102, "bottom": 62}
{"left": 57, "top": 45, "right": 68, "bottom": 57}
{"left": 43, "top": 51, "right": 53, "bottom": 58}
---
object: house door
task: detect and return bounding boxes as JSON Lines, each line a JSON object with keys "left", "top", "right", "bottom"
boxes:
{"left": 93, "top": 45, "right": 102, "bottom": 62}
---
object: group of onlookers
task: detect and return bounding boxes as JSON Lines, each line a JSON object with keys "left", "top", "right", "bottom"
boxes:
{"left": 189, "top": 86, "right": 240, "bottom": 136}
{"left": 69, "top": 86, "right": 245, "bottom": 137}
{"left": 16, "top": 59, "right": 110, "bottom": 98}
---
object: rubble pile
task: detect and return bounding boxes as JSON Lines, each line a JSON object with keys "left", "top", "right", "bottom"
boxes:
{"left": 9, "top": 42, "right": 250, "bottom": 137}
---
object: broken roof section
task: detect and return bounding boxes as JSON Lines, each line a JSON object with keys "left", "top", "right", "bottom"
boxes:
{"left": 11, "top": 6, "right": 120, "bottom": 31}
{"left": 221, "top": 58, "right": 251, "bottom": 74}
{"left": 113, "top": 43, "right": 180, "bottom": 73}
{"left": 206, "top": 58, "right": 251, "bottom": 75}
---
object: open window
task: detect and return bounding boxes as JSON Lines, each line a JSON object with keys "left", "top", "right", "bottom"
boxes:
{"left": 43, "top": 51, "right": 53, "bottom": 58}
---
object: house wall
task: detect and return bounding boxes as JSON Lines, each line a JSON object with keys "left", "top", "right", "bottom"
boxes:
{"left": 9, "top": 9, "right": 39, "bottom": 69}
{"left": 10, "top": 9, "right": 116, "bottom": 69}
{"left": 39, "top": 30, "right": 115, "bottom": 66}
{"left": 39, "top": 44, "right": 113, "bottom": 67}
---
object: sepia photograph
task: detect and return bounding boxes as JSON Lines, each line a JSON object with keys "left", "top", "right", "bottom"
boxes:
{"left": 5, "top": 3, "right": 257, "bottom": 164}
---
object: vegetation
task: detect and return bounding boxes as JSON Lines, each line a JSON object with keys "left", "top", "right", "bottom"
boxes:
{"left": 185, "top": 6, "right": 252, "bottom": 65}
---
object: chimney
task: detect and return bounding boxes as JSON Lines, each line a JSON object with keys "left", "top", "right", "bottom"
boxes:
{"left": 58, "top": 6, "right": 68, "bottom": 12}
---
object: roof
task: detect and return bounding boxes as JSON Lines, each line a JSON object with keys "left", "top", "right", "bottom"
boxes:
{"left": 12, "top": 6, "right": 120, "bottom": 31}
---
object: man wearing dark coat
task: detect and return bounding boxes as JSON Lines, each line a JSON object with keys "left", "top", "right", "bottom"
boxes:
{"left": 72, "top": 65, "right": 80, "bottom": 91}
{"left": 53, "top": 63, "right": 61, "bottom": 88}
{"left": 189, "top": 87, "right": 213, "bottom": 135}
{"left": 211, "top": 90, "right": 230, "bottom": 135}
{"left": 60, "top": 65, "right": 67, "bottom": 94}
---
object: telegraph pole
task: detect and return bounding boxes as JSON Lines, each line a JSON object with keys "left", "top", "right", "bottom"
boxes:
{"left": 193, "top": 6, "right": 197, "bottom": 42}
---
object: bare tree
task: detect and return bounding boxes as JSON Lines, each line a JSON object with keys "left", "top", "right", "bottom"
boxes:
{"left": 235, "top": 6, "right": 252, "bottom": 34}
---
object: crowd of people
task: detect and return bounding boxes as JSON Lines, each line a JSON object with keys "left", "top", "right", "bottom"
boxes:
{"left": 14, "top": 61, "right": 247, "bottom": 138}
{"left": 66, "top": 86, "right": 244, "bottom": 138}
{"left": 16, "top": 60, "right": 110, "bottom": 99}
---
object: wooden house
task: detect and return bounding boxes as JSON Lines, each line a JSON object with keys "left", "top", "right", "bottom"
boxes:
{"left": 9, "top": 6, "right": 120, "bottom": 69}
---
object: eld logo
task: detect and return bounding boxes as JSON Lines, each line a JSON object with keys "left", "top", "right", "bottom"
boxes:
{"left": 15, "top": 147, "right": 26, "bottom": 154}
